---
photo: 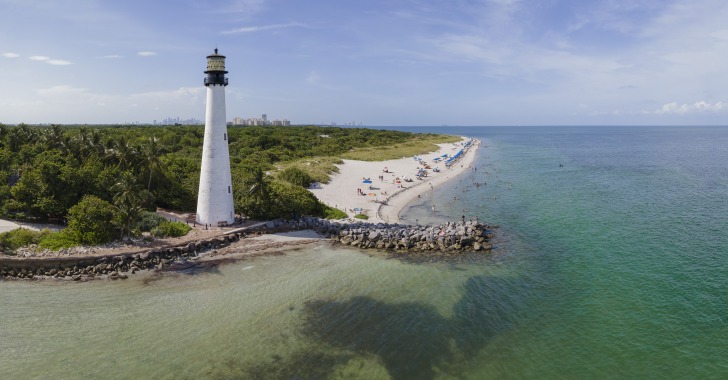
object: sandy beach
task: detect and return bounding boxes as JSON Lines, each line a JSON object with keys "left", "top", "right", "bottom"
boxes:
{"left": 309, "top": 137, "right": 480, "bottom": 223}
{"left": 0, "top": 219, "right": 20, "bottom": 234}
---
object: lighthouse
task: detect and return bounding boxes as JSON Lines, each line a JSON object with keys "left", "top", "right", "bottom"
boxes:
{"left": 196, "top": 48, "right": 234, "bottom": 226}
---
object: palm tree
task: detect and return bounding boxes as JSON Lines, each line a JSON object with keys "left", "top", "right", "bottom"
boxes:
{"left": 240, "top": 167, "right": 273, "bottom": 218}
{"left": 0, "top": 123, "right": 7, "bottom": 148}
{"left": 246, "top": 167, "right": 269, "bottom": 200}
{"left": 89, "top": 129, "right": 103, "bottom": 156}
{"left": 139, "top": 136, "right": 167, "bottom": 190}
{"left": 8, "top": 124, "right": 35, "bottom": 152}
{"left": 73, "top": 126, "right": 90, "bottom": 159}
{"left": 45, "top": 124, "right": 66, "bottom": 151}
{"left": 105, "top": 135, "right": 138, "bottom": 172}
{"left": 112, "top": 171, "right": 147, "bottom": 240}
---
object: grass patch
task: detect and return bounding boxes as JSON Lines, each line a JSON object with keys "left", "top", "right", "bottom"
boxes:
{"left": 353, "top": 214, "right": 369, "bottom": 220}
{"left": 323, "top": 206, "right": 347, "bottom": 219}
{"left": 341, "top": 134, "right": 461, "bottom": 161}
{"left": 275, "top": 156, "right": 342, "bottom": 185}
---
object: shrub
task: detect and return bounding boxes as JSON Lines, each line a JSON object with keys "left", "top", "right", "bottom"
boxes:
{"left": 278, "top": 166, "right": 314, "bottom": 188}
{"left": 0, "top": 228, "right": 47, "bottom": 253}
{"left": 38, "top": 230, "right": 78, "bottom": 250}
{"left": 268, "top": 181, "right": 325, "bottom": 219}
{"left": 137, "top": 211, "right": 167, "bottom": 232}
{"left": 151, "top": 221, "right": 191, "bottom": 238}
{"left": 323, "top": 206, "right": 347, "bottom": 219}
{"left": 66, "top": 195, "right": 116, "bottom": 245}
{"left": 354, "top": 214, "right": 368, "bottom": 220}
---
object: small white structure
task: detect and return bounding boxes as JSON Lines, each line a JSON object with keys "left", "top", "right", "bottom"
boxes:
{"left": 196, "top": 49, "right": 235, "bottom": 226}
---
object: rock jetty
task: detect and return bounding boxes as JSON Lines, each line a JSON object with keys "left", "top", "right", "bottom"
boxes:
{"left": 0, "top": 217, "right": 493, "bottom": 281}
{"left": 312, "top": 218, "right": 493, "bottom": 252}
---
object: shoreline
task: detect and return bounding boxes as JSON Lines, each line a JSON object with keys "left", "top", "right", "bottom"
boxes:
{"left": 1, "top": 217, "right": 493, "bottom": 281}
{"left": 0, "top": 135, "right": 482, "bottom": 276}
{"left": 0, "top": 230, "right": 328, "bottom": 282}
{"left": 309, "top": 137, "right": 480, "bottom": 223}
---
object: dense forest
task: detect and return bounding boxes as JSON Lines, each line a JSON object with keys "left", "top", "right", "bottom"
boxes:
{"left": 0, "top": 124, "right": 449, "bottom": 233}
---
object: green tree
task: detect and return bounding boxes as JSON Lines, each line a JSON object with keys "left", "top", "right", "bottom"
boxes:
{"left": 140, "top": 136, "right": 167, "bottom": 190}
{"left": 105, "top": 135, "right": 138, "bottom": 172}
{"left": 268, "top": 181, "right": 323, "bottom": 219}
{"left": 112, "top": 172, "right": 149, "bottom": 240}
{"left": 10, "top": 150, "right": 85, "bottom": 217}
{"left": 66, "top": 195, "right": 116, "bottom": 245}
{"left": 236, "top": 167, "right": 273, "bottom": 219}
{"left": 42, "top": 124, "right": 67, "bottom": 152}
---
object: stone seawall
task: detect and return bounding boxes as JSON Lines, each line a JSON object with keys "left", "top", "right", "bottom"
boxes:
{"left": 0, "top": 217, "right": 493, "bottom": 281}
{"left": 0, "top": 232, "right": 246, "bottom": 281}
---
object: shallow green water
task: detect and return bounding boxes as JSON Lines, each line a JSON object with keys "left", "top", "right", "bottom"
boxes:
{"left": 2, "top": 126, "right": 728, "bottom": 379}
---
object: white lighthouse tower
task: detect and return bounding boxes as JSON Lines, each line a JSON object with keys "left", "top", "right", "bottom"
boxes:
{"left": 196, "top": 48, "right": 234, "bottom": 226}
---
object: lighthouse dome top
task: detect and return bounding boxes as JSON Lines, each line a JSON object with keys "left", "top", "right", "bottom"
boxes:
{"left": 205, "top": 48, "right": 227, "bottom": 73}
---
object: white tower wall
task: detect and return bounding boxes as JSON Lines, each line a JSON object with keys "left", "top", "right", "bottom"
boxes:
{"left": 196, "top": 80, "right": 234, "bottom": 225}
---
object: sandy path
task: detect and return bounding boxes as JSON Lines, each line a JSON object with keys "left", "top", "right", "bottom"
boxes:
{"left": 0, "top": 219, "right": 20, "bottom": 234}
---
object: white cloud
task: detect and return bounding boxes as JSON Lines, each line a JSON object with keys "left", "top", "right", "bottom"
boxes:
{"left": 98, "top": 54, "right": 123, "bottom": 59}
{"left": 222, "top": 22, "right": 305, "bottom": 34}
{"left": 28, "top": 55, "right": 72, "bottom": 65}
{"left": 137, "top": 51, "right": 157, "bottom": 56}
{"left": 47, "top": 59, "right": 72, "bottom": 65}
{"left": 3, "top": 52, "right": 20, "bottom": 58}
{"left": 656, "top": 101, "right": 727, "bottom": 114}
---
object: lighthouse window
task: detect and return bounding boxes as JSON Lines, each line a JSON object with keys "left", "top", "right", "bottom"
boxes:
{"left": 224, "top": 133, "right": 227, "bottom": 141}
{"left": 228, "top": 186, "right": 231, "bottom": 193}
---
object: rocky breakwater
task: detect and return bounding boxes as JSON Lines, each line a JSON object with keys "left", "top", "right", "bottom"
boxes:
{"left": 314, "top": 219, "right": 494, "bottom": 252}
{"left": 0, "top": 232, "right": 246, "bottom": 281}
{"left": 0, "top": 218, "right": 495, "bottom": 281}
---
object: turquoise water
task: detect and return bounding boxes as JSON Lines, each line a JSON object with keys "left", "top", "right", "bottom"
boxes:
{"left": 2, "top": 126, "right": 728, "bottom": 379}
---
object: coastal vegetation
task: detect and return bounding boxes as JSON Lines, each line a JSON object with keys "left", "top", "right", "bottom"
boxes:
{"left": 0, "top": 123, "right": 454, "bottom": 250}
{"left": 341, "top": 134, "right": 461, "bottom": 161}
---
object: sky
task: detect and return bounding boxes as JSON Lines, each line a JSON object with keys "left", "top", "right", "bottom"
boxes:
{"left": 2, "top": 0, "right": 728, "bottom": 126}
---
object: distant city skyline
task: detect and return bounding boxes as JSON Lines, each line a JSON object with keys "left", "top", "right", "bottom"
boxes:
{"left": 2, "top": 1, "right": 728, "bottom": 126}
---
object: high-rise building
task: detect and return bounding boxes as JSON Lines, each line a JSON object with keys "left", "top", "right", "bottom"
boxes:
{"left": 196, "top": 49, "right": 235, "bottom": 225}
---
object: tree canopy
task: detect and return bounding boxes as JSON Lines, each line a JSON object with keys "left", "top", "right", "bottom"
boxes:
{"left": 0, "top": 123, "right": 449, "bottom": 225}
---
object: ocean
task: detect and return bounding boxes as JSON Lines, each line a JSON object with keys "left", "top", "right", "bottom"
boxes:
{"left": 2, "top": 126, "right": 727, "bottom": 379}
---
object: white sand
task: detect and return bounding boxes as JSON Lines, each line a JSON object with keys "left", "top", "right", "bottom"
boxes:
{"left": 0, "top": 219, "right": 64, "bottom": 233}
{"left": 309, "top": 137, "right": 480, "bottom": 223}
{"left": 249, "top": 229, "right": 324, "bottom": 242}
{"left": 0, "top": 219, "right": 20, "bottom": 234}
